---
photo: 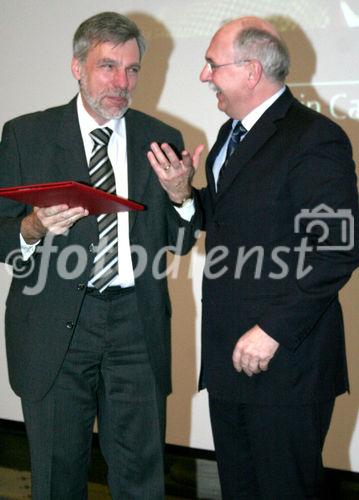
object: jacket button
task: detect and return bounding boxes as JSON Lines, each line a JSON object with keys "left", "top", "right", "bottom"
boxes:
{"left": 77, "top": 283, "right": 86, "bottom": 291}
{"left": 89, "top": 243, "right": 96, "bottom": 253}
{"left": 66, "top": 321, "right": 74, "bottom": 329}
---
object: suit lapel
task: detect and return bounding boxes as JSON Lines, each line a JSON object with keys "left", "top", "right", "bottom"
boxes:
{"left": 214, "top": 87, "right": 295, "bottom": 202}
{"left": 216, "top": 119, "right": 277, "bottom": 198}
{"left": 53, "top": 98, "right": 90, "bottom": 184}
{"left": 205, "top": 119, "right": 232, "bottom": 199}
{"left": 125, "top": 110, "right": 152, "bottom": 234}
{"left": 53, "top": 97, "right": 98, "bottom": 240}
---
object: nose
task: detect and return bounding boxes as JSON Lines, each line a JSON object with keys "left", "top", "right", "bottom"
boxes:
{"left": 200, "top": 63, "right": 211, "bottom": 82}
{"left": 113, "top": 68, "right": 129, "bottom": 89}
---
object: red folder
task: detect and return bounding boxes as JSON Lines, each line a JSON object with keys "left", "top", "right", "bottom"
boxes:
{"left": 0, "top": 181, "right": 145, "bottom": 215}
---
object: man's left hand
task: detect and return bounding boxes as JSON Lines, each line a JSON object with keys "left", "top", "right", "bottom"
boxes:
{"left": 147, "top": 142, "right": 204, "bottom": 204}
{"left": 232, "top": 325, "right": 279, "bottom": 377}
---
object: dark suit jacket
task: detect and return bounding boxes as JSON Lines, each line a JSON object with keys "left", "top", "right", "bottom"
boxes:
{"left": 0, "top": 97, "right": 199, "bottom": 402}
{"left": 199, "top": 87, "right": 359, "bottom": 405}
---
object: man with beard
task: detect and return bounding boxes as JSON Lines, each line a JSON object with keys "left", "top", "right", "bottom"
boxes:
{"left": 148, "top": 16, "right": 359, "bottom": 500}
{"left": 0, "top": 12, "right": 201, "bottom": 499}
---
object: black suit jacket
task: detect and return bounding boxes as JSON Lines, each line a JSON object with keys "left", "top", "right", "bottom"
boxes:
{"left": 0, "top": 97, "right": 199, "bottom": 401}
{"left": 199, "top": 88, "right": 359, "bottom": 404}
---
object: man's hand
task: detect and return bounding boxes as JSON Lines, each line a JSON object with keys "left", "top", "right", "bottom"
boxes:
{"left": 232, "top": 325, "right": 279, "bottom": 377}
{"left": 21, "top": 204, "right": 89, "bottom": 244}
{"left": 147, "top": 142, "right": 204, "bottom": 204}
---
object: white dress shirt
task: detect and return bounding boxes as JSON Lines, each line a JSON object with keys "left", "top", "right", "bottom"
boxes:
{"left": 77, "top": 95, "right": 135, "bottom": 287}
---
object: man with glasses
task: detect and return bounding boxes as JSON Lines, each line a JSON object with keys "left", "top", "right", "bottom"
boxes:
{"left": 149, "top": 16, "right": 359, "bottom": 499}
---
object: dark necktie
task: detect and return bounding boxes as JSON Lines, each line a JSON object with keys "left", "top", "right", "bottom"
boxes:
{"left": 217, "top": 121, "right": 247, "bottom": 192}
{"left": 87, "top": 127, "right": 118, "bottom": 292}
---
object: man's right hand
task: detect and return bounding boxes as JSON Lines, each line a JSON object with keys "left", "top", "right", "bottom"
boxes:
{"left": 20, "top": 204, "right": 89, "bottom": 244}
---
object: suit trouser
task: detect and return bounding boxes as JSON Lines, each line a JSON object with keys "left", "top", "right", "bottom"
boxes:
{"left": 209, "top": 395, "right": 334, "bottom": 500}
{"left": 22, "top": 287, "right": 166, "bottom": 500}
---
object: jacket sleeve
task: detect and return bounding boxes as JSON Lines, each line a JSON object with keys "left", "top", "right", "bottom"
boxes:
{"left": 0, "top": 121, "right": 27, "bottom": 262}
{"left": 165, "top": 131, "right": 202, "bottom": 255}
{"left": 258, "top": 119, "right": 359, "bottom": 351}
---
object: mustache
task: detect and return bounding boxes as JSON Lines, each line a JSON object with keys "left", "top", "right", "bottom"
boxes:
{"left": 209, "top": 82, "right": 221, "bottom": 93}
{"left": 104, "top": 89, "right": 130, "bottom": 99}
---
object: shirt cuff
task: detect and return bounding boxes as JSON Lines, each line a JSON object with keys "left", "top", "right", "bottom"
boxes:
{"left": 173, "top": 198, "right": 195, "bottom": 221}
{"left": 20, "top": 233, "right": 40, "bottom": 260}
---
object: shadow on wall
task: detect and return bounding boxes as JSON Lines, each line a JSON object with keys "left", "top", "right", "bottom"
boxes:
{"left": 129, "top": 11, "right": 209, "bottom": 171}
{"left": 128, "top": 12, "right": 208, "bottom": 446}
{"left": 270, "top": 15, "right": 359, "bottom": 471}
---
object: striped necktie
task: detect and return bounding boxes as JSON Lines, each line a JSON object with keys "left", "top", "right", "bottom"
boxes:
{"left": 87, "top": 127, "right": 118, "bottom": 292}
{"left": 217, "top": 121, "right": 247, "bottom": 192}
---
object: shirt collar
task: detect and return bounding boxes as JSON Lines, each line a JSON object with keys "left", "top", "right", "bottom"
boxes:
{"left": 234, "top": 85, "right": 286, "bottom": 132}
{"left": 76, "top": 93, "right": 125, "bottom": 138}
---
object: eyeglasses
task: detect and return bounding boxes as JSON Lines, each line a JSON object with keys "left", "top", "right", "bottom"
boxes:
{"left": 206, "top": 59, "right": 252, "bottom": 72}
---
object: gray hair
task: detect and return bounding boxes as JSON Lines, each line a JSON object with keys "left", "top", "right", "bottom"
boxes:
{"left": 234, "top": 28, "right": 290, "bottom": 83}
{"left": 73, "top": 12, "right": 146, "bottom": 62}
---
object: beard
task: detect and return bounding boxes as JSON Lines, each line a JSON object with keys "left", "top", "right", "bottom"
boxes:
{"left": 79, "top": 71, "right": 132, "bottom": 121}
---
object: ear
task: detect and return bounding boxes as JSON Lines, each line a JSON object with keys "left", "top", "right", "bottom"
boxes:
{"left": 247, "top": 59, "right": 263, "bottom": 89}
{"left": 71, "top": 57, "right": 81, "bottom": 81}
